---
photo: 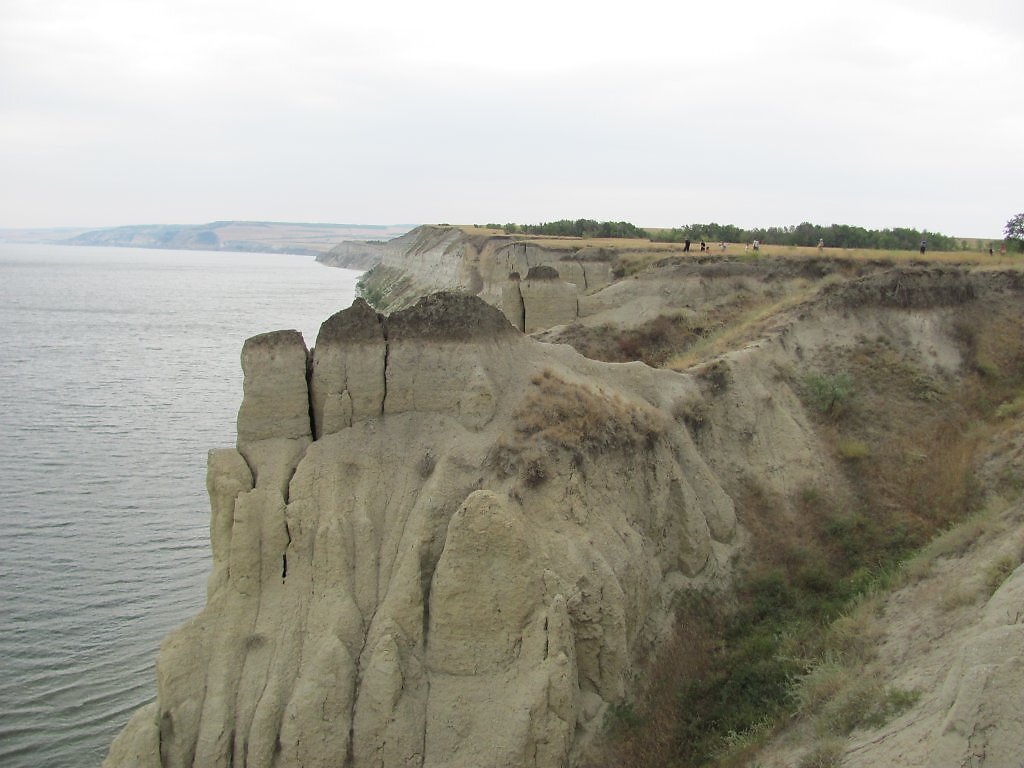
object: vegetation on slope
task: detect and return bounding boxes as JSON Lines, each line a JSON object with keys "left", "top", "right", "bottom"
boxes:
{"left": 585, "top": 282, "right": 1024, "bottom": 768}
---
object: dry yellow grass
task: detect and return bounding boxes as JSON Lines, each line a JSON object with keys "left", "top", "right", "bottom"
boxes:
{"left": 454, "top": 226, "right": 1023, "bottom": 276}
{"left": 512, "top": 369, "right": 665, "bottom": 452}
{"left": 664, "top": 286, "right": 820, "bottom": 371}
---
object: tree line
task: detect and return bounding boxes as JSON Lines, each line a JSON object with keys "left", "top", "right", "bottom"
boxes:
{"left": 486, "top": 219, "right": 971, "bottom": 251}
{"left": 652, "top": 222, "right": 962, "bottom": 250}
{"left": 488, "top": 219, "right": 648, "bottom": 239}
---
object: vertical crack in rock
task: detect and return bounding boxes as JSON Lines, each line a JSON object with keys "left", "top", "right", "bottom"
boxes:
{"left": 305, "top": 347, "right": 317, "bottom": 441}
{"left": 420, "top": 547, "right": 435, "bottom": 647}
{"left": 282, "top": 519, "right": 291, "bottom": 581}
{"left": 518, "top": 283, "right": 526, "bottom": 332}
{"left": 380, "top": 315, "right": 390, "bottom": 416}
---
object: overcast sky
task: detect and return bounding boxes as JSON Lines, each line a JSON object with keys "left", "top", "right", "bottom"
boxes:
{"left": 2, "top": 0, "right": 1021, "bottom": 236}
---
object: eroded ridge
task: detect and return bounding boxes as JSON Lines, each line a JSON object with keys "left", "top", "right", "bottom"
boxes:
{"left": 105, "top": 293, "right": 747, "bottom": 768}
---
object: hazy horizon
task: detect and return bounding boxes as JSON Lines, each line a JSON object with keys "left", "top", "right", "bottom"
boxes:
{"left": 0, "top": 218, "right": 1005, "bottom": 241}
{"left": 2, "top": 1, "right": 1021, "bottom": 238}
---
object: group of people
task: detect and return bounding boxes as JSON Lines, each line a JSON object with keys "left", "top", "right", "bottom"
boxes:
{"left": 682, "top": 239, "right": 727, "bottom": 253}
{"left": 676, "top": 236, "right": 1007, "bottom": 257}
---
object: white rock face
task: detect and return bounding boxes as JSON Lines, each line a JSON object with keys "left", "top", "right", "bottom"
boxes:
{"left": 520, "top": 274, "right": 579, "bottom": 333}
{"left": 363, "top": 226, "right": 612, "bottom": 324}
{"left": 105, "top": 293, "right": 746, "bottom": 768}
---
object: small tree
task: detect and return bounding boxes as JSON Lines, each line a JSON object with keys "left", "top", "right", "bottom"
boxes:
{"left": 1005, "top": 212, "right": 1024, "bottom": 252}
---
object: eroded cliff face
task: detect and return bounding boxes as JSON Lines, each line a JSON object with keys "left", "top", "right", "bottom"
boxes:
{"left": 356, "top": 226, "right": 614, "bottom": 329}
{"left": 106, "top": 293, "right": 773, "bottom": 768}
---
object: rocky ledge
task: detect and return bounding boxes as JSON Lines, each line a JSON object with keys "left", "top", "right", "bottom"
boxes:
{"left": 104, "top": 293, "right": 755, "bottom": 768}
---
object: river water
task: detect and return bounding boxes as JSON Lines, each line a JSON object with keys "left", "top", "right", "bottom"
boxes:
{"left": 0, "top": 244, "right": 360, "bottom": 767}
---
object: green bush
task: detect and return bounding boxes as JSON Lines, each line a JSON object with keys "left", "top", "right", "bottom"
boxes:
{"left": 804, "top": 372, "right": 855, "bottom": 418}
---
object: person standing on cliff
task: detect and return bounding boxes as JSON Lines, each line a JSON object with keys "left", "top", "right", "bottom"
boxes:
{"left": 684, "top": 238, "right": 691, "bottom": 252}
{"left": 920, "top": 239, "right": 927, "bottom": 255}
{"left": 817, "top": 237, "right": 825, "bottom": 255}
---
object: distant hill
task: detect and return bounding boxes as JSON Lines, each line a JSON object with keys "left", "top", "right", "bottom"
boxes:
{"left": 1, "top": 221, "right": 414, "bottom": 255}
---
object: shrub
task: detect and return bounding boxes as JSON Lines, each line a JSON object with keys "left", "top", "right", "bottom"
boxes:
{"left": 603, "top": 700, "right": 644, "bottom": 733}
{"left": 522, "top": 456, "right": 548, "bottom": 487}
{"left": 792, "top": 655, "right": 850, "bottom": 715}
{"left": 804, "top": 372, "right": 855, "bottom": 419}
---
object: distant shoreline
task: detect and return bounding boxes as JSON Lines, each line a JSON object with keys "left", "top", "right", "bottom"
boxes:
{"left": 0, "top": 221, "right": 416, "bottom": 256}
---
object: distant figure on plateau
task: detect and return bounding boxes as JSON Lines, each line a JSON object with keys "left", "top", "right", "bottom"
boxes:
{"left": 684, "top": 238, "right": 691, "bottom": 252}
{"left": 752, "top": 239, "right": 760, "bottom": 253}
{"left": 920, "top": 239, "right": 927, "bottom": 255}
{"left": 817, "top": 238, "right": 825, "bottom": 255}
{"left": 700, "top": 240, "right": 707, "bottom": 252}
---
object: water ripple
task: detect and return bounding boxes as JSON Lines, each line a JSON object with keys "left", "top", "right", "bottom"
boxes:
{"left": 0, "top": 244, "right": 359, "bottom": 767}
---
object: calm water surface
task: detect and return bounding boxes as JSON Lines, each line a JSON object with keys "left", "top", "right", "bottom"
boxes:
{"left": 0, "top": 244, "right": 360, "bottom": 767}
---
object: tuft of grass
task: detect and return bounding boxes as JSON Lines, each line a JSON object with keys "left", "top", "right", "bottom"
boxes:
{"left": 995, "top": 392, "right": 1024, "bottom": 420}
{"left": 985, "top": 554, "right": 1018, "bottom": 595}
{"left": 667, "top": 289, "right": 818, "bottom": 370}
{"left": 792, "top": 655, "right": 851, "bottom": 716}
{"left": 713, "top": 716, "right": 774, "bottom": 764}
{"left": 903, "top": 499, "right": 1012, "bottom": 582}
{"left": 836, "top": 438, "right": 870, "bottom": 461}
{"left": 940, "top": 585, "right": 980, "bottom": 612}
{"left": 798, "top": 738, "right": 846, "bottom": 768}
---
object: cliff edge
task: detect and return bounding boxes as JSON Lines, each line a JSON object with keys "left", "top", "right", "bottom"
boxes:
{"left": 105, "top": 264, "right": 1024, "bottom": 768}
{"left": 105, "top": 293, "right": 768, "bottom": 768}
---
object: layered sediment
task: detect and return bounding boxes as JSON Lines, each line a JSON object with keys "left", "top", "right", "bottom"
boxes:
{"left": 105, "top": 267, "right": 1024, "bottom": 768}
{"left": 106, "top": 294, "right": 755, "bottom": 768}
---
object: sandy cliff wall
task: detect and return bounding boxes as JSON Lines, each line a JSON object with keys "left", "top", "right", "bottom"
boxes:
{"left": 316, "top": 241, "right": 387, "bottom": 271}
{"left": 104, "top": 270, "right": 1024, "bottom": 768}
{"left": 359, "top": 226, "right": 612, "bottom": 330}
{"left": 106, "top": 294, "right": 762, "bottom": 768}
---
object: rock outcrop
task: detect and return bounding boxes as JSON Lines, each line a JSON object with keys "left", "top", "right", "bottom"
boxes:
{"left": 105, "top": 293, "right": 757, "bottom": 768}
{"left": 105, "top": 268, "right": 1024, "bottom": 768}
{"left": 352, "top": 226, "right": 616, "bottom": 329}
{"left": 316, "top": 240, "right": 387, "bottom": 271}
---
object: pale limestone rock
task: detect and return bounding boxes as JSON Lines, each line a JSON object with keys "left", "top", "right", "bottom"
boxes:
{"left": 427, "top": 490, "right": 545, "bottom": 674}
{"left": 205, "top": 448, "right": 253, "bottom": 597}
{"left": 521, "top": 276, "right": 578, "bottom": 333}
{"left": 581, "top": 262, "right": 612, "bottom": 292}
{"left": 106, "top": 294, "right": 762, "bottom": 768}
{"left": 101, "top": 704, "right": 161, "bottom": 768}
{"left": 502, "top": 278, "right": 526, "bottom": 331}
{"left": 236, "top": 330, "right": 311, "bottom": 445}
{"left": 310, "top": 298, "right": 386, "bottom": 437}
{"left": 236, "top": 329, "right": 312, "bottom": 497}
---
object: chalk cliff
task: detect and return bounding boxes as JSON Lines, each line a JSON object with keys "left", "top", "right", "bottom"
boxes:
{"left": 104, "top": 267, "right": 1024, "bottom": 768}
{"left": 352, "top": 226, "right": 617, "bottom": 329}
{"left": 105, "top": 293, "right": 773, "bottom": 768}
